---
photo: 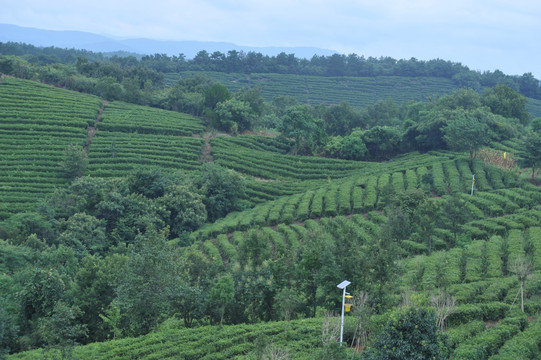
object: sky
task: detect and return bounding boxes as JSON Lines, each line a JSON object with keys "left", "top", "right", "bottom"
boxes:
{"left": 2, "top": 0, "right": 540, "bottom": 78}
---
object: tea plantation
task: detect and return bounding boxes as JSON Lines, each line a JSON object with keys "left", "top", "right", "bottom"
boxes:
{"left": 2, "top": 75, "right": 541, "bottom": 360}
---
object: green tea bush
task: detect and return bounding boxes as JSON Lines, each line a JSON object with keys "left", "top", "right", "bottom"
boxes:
{"left": 310, "top": 187, "right": 326, "bottom": 218}
{"left": 446, "top": 320, "right": 486, "bottom": 349}
{"left": 296, "top": 190, "right": 313, "bottom": 222}
{"left": 484, "top": 164, "right": 505, "bottom": 190}
{"left": 444, "top": 161, "right": 462, "bottom": 193}
{"left": 338, "top": 180, "right": 353, "bottom": 215}
{"left": 405, "top": 169, "right": 418, "bottom": 191}
{"left": 491, "top": 319, "right": 541, "bottom": 360}
{"left": 352, "top": 185, "right": 364, "bottom": 213}
{"left": 253, "top": 204, "right": 271, "bottom": 226}
{"left": 472, "top": 160, "right": 491, "bottom": 191}
{"left": 216, "top": 234, "right": 238, "bottom": 263}
{"left": 375, "top": 173, "right": 391, "bottom": 207}
{"left": 453, "top": 321, "right": 520, "bottom": 359}
{"left": 391, "top": 171, "right": 405, "bottom": 193}
{"left": 431, "top": 162, "right": 447, "bottom": 196}
{"left": 323, "top": 183, "right": 339, "bottom": 217}
{"left": 363, "top": 176, "right": 378, "bottom": 209}
{"left": 477, "top": 277, "right": 518, "bottom": 302}
{"left": 479, "top": 192, "right": 520, "bottom": 213}
{"left": 448, "top": 281, "right": 490, "bottom": 303}
{"left": 203, "top": 240, "right": 224, "bottom": 269}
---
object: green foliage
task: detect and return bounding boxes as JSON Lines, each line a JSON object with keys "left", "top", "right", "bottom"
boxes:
{"left": 0, "top": 77, "right": 100, "bottom": 217}
{"left": 57, "top": 213, "right": 108, "bottom": 256}
{"left": 0, "top": 212, "right": 54, "bottom": 244}
{"left": 361, "top": 126, "right": 402, "bottom": 160}
{"left": 209, "top": 275, "right": 235, "bottom": 326}
{"left": 97, "top": 101, "right": 204, "bottom": 136}
{"left": 279, "top": 105, "right": 324, "bottom": 154}
{"left": 3, "top": 50, "right": 541, "bottom": 360}
{"left": 157, "top": 184, "right": 207, "bottom": 238}
{"left": 204, "top": 82, "right": 231, "bottom": 109}
{"left": 215, "top": 98, "right": 256, "bottom": 133}
{"left": 522, "top": 131, "right": 541, "bottom": 178}
{"left": 324, "top": 130, "right": 368, "bottom": 160}
{"left": 482, "top": 84, "right": 530, "bottom": 125}
{"left": 115, "top": 229, "right": 183, "bottom": 336}
{"left": 60, "top": 144, "right": 88, "bottom": 179}
{"left": 452, "top": 321, "right": 521, "bottom": 360}
{"left": 198, "top": 163, "right": 246, "bottom": 222}
{"left": 37, "top": 301, "right": 87, "bottom": 359}
{"left": 127, "top": 168, "right": 170, "bottom": 199}
{"left": 362, "top": 308, "right": 449, "bottom": 360}
{"left": 443, "top": 112, "right": 492, "bottom": 162}
{"left": 491, "top": 318, "right": 541, "bottom": 360}
{"left": 0, "top": 296, "right": 19, "bottom": 357}
{"left": 323, "top": 101, "right": 363, "bottom": 136}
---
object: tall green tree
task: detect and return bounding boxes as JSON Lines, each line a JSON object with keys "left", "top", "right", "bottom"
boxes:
{"left": 37, "top": 301, "right": 87, "bottom": 359}
{"left": 57, "top": 213, "right": 108, "bottom": 256}
{"left": 443, "top": 112, "right": 492, "bottom": 164}
{"left": 523, "top": 131, "right": 541, "bottom": 178}
{"left": 60, "top": 144, "right": 88, "bottom": 180}
{"left": 115, "top": 229, "right": 182, "bottom": 336}
{"left": 208, "top": 275, "right": 235, "bottom": 326}
{"left": 215, "top": 98, "right": 256, "bottom": 133}
{"left": 198, "top": 163, "right": 246, "bottom": 222}
{"left": 323, "top": 101, "right": 362, "bottom": 136}
{"left": 158, "top": 184, "right": 207, "bottom": 238}
{"left": 0, "top": 296, "right": 18, "bottom": 357}
{"left": 361, "top": 126, "right": 402, "bottom": 160}
{"left": 482, "top": 84, "right": 530, "bottom": 125}
{"left": 204, "top": 82, "right": 231, "bottom": 109}
{"left": 279, "top": 105, "right": 325, "bottom": 154}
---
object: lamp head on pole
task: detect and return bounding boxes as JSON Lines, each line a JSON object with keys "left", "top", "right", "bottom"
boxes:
{"left": 337, "top": 280, "right": 351, "bottom": 289}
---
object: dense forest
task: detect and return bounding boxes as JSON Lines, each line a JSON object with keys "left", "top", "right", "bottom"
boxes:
{"left": 1, "top": 41, "right": 541, "bottom": 100}
{"left": 1, "top": 43, "right": 541, "bottom": 359}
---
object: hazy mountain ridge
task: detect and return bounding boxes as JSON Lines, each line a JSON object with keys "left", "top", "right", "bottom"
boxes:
{"left": 0, "top": 23, "right": 337, "bottom": 59}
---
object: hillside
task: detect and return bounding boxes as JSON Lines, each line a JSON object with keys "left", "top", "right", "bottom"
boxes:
{"left": 0, "top": 77, "right": 205, "bottom": 220}
{"left": 0, "top": 77, "right": 102, "bottom": 219}
{"left": 174, "top": 71, "right": 541, "bottom": 118}
{"left": 1, "top": 76, "right": 541, "bottom": 359}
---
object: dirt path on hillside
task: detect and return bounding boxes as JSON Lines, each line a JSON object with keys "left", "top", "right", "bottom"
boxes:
{"left": 200, "top": 132, "right": 214, "bottom": 163}
{"left": 200, "top": 131, "right": 230, "bottom": 163}
{"left": 84, "top": 100, "right": 109, "bottom": 155}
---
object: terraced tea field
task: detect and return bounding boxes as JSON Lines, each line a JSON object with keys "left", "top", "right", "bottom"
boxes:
{"left": 189, "top": 154, "right": 536, "bottom": 243}
{"left": 87, "top": 101, "right": 205, "bottom": 177}
{"left": 174, "top": 71, "right": 541, "bottom": 117}
{"left": 179, "top": 71, "right": 458, "bottom": 108}
{"left": 0, "top": 77, "right": 102, "bottom": 219}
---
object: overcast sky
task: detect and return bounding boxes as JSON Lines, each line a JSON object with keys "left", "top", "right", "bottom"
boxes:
{"left": 2, "top": 0, "right": 540, "bottom": 78}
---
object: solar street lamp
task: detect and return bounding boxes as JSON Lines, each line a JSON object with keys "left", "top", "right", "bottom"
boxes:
{"left": 337, "top": 280, "right": 351, "bottom": 346}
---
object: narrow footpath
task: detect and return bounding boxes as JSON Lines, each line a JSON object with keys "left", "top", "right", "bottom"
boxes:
{"left": 84, "top": 100, "right": 108, "bottom": 155}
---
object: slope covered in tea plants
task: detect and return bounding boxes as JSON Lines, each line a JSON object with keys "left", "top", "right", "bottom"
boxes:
{"left": 0, "top": 77, "right": 101, "bottom": 219}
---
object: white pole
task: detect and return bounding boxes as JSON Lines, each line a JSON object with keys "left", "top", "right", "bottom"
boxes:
{"left": 340, "top": 286, "right": 346, "bottom": 346}
{"left": 471, "top": 174, "right": 475, "bottom": 196}
{"left": 337, "top": 280, "right": 350, "bottom": 346}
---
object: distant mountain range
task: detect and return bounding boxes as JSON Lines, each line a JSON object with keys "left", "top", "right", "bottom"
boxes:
{"left": 0, "top": 24, "right": 337, "bottom": 59}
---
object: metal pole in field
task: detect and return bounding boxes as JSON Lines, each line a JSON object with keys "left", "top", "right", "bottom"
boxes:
{"left": 337, "top": 280, "right": 351, "bottom": 346}
{"left": 340, "top": 286, "right": 345, "bottom": 345}
{"left": 471, "top": 174, "right": 475, "bottom": 196}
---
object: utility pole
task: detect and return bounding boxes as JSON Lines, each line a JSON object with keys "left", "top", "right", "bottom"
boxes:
{"left": 337, "top": 280, "right": 351, "bottom": 346}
